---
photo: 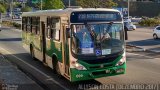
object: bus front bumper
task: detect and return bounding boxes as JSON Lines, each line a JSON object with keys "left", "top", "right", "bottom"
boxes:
{"left": 70, "top": 63, "right": 126, "bottom": 82}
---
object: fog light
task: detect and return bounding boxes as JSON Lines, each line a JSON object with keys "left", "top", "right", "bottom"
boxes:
{"left": 116, "top": 68, "right": 124, "bottom": 73}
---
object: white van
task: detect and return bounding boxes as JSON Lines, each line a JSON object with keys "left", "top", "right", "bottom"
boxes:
{"left": 124, "top": 21, "right": 136, "bottom": 31}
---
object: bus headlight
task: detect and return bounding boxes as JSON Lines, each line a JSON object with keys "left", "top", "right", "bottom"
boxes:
{"left": 116, "top": 56, "right": 126, "bottom": 66}
{"left": 72, "top": 61, "right": 87, "bottom": 70}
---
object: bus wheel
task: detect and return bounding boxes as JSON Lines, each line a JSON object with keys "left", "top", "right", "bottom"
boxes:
{"left": 52, "top": 57, "right": 61, "bottom": 76}
{"left": 55, "top": 62, "right": 61, "bottom": 75}
{"left": 30, "top": 46, "right": 36, "bottom": 60}
{"left": 153, "top": 34, "right": 158, "bottom": 39}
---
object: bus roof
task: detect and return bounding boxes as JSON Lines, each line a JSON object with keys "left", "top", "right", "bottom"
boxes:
{"left": 22, "top": 8, "right": 120, "bottom": 17}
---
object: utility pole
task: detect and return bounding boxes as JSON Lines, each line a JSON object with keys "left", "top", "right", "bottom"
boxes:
{"left": 22, "top": 0, "right": 25, "bottom": 8}
{"left": 41, "top": 0, "right": 42, "bottom": 10}
{"left": 10, "top": 0, "right": 13, "bottom": 20}
{"left": 69, "top": 0, "right": 70, "bottom": 7}
{"left": 128, "top": 0, "right": 129, "bottom": 19}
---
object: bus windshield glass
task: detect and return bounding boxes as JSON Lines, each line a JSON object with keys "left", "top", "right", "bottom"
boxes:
{"left": 71, "top": 23, "right": 124, "bottom": 56}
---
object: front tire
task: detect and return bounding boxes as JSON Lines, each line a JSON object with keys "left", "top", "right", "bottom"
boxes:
{"left": 55, "top": 62, "right": 61, "bottom": 75}
{"left": 153, "top": 34, "right": 158, "bottom": 39}
{"left": 30, "top": 46, "right": 36, "bottom": 60}
{"left": 52, "top": 56, "right": 61, "bottom": 75}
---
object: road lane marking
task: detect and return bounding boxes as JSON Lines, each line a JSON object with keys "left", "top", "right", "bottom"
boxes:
{"left": 146, "top": 39, "right": 160, "bottom": 43}
{"left": 0, "top": 47, "right": 70, "bottom": 90}
{"left": 127, "top": 52, "right": 160, "bottom": 60}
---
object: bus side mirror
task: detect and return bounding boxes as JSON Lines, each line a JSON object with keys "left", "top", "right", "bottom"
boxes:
{"left": 66, "top": 28, "right": 71, "bottom": 38}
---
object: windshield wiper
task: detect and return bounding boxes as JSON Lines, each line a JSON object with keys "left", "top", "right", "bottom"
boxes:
{"left": 106, "top": 22, "right": 113, "bottom": 33}
{"left": 84, "top": 22, "right": 96, "bottom": 38}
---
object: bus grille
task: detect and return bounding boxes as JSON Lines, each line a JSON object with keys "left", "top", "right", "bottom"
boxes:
{"left": 89, "top": 64, "right": 113, "bottom": 69}
{"left": 83, "top": 56, "right": 118, "bottom": 64}
{"left": 92, "top": 71, "right": 107, "bottom": 76}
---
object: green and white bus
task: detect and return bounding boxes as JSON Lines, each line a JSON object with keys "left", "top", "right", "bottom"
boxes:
{"left": 22, "top": 8, "right": 126, "bottom": 82}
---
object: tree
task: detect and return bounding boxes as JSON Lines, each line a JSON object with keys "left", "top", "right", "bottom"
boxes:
{"left": 76, "top": 0, "right": 117, "bottom": 8}
{"left": 21, "top": 6, "right": 32, "bottom": 12}
{"left": 0, "top": 4, "right": 6, "bottom": 13}
{"left": 43, "top": 0, "right": 64, "bottom": 10}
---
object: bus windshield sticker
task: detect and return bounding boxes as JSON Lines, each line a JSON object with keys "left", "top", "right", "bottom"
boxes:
{"left": 95, "top": 50, "right": 102, "bottom": 56}
{"left": 102, "top": 49, "right": 111, "bottom": 55}
{"left": 82, "top": 48, "right": 94, "bottom": 54}
{"left": 80, "top": 42, "right": 93, "bottom": 48}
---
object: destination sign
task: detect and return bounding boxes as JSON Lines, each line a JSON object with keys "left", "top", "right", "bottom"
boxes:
{"left": 70, "top": 11, "right": 122, "bottom": 23}
{"left": 78, "top": 14, "right": 115, "bottom": 20}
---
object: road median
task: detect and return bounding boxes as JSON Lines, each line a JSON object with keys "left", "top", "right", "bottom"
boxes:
{"left": 126, "top": 44, "right": 145, "bottom": 52}
{"left": 126, "top": 44, "right": 160, "bottom": 53}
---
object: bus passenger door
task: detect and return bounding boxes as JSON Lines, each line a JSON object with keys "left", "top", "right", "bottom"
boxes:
{"left": 41, "top": 21, "right": 46, "bottom": 63}
{"left": 62, "top": 24, "right": 70, "bottom": 77}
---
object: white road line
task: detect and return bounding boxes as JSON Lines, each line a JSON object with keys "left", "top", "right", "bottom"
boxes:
{"left": 0, "top": 47, "right": 70, "bottom": 90}
{"left": 127, "top": 52, "right": 160, "bottom": 60}
{"left": 146, "top": 39, "right": 160, "bottom": 43}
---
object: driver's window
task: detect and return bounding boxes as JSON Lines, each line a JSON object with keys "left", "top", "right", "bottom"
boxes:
{"left": 111, "top": 24, "right": 121, "bottom": 39}
{"left": 156, "top": 27, "right": 160, "bottom": 30}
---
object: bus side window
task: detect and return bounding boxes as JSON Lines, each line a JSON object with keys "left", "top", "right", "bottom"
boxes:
{"left": 50, "top": 17, "right": 60, "bottom": 41}
{"left": 53, "top": 29, "right": 60, "bottom": 41}
{"left": 31, "top": 17, "right": 40, "bottom": 35}
{"left": 36, "top": 17, "right": 40, "bottom": 35}
{"left": 46, "top": 27, "right": 51, "bottom": 39}
{"left": 46, "top": 17, "right": 51, "bottom": 39}
{"left": 31, "top": 17, "right": 36, "bottom": 34}
{"left": 22, "top": 17, "right": 26, "bottom": 31}
{"left": 27, "top": 17, "right": 32, "bottom": 33}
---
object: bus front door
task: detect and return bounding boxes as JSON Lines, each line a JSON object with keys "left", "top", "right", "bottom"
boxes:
{"left": 41, "top": 21, "right": 46, "bottom": 63}
{"left": 62, "top": 24, "right": 70, "bottom": 77}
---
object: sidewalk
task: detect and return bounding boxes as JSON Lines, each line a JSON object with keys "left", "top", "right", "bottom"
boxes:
{"left": 0, "top": 53, "right": 43, "bottom": 90}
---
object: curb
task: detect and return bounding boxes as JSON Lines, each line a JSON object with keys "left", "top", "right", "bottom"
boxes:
{"left": 145, "top": 49, "right": 160, "bottom": 53}
{"left": 1, "top": 26, "right": 21, "bottom": 32}
{"left": 126, "top": 44, "right": 145, "bottom": 52}
{"left": 7, "top": 26, "right": 21, "bottom": 32}
{"left": 126, "top": 44, "right": 160, "bottom": 53}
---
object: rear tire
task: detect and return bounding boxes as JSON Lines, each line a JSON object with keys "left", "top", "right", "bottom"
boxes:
{"left": 153, "top": 34, "right": 158, "bottom": 39}
{"left": 55, "top": 62, "right": 61, "bottom": 75}
{"left": 30, "top": 46, "right": 36, "bottom": 60}
{"left": 52, "top": 56, "right": 61, "bottom": 75}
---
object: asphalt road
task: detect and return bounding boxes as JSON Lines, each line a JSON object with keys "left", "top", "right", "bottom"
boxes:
{"left": 0, "top": 27, "right": 160, "bottom": 90}
{"left": 126, "top": 26, "right": 160, "bottom": 52}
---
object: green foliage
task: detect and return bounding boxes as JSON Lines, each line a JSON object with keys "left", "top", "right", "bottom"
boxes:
{"left": 43, "top": 0, "right": 64, "bottom": 10}
{"left": 76, "top": 0, "right": 117, "bottom": 8}
{"left": 2, "top": 21, "right": 13, "bottom": 27}
{"left": 139, "top": 18, "right": 160, "bottom": 26}
{"left": 2, "top": 21, "right": 21, "bottom": 29}
{"left": 0, "top": 4, "right": 6, "bottom": 13}
{"left": 12, "top": 22, "right": 21, "bottom": 29}
{"left": 21, "top": 6, "right": 32, "bottom": 12}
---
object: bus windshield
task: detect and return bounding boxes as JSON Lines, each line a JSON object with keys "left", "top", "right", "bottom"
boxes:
{"left": 71, "top": 23, "right": 124, "bottom": 56}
